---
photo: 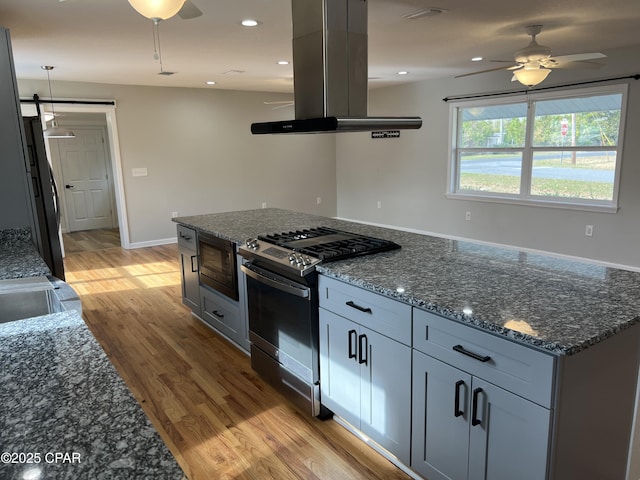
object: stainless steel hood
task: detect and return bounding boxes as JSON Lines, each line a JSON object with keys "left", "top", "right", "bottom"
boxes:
{"left": 251, "top": 0, "right": 422, "bottom": 135}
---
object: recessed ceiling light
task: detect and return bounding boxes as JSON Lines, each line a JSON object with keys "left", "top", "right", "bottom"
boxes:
{"left": 398, "top": 71, "right": 409, "bottom": 75}
{"left": 206, "top": 81, "right": 216, "bottom": 85}
{"left": 471, "top": 56, "right": 483, "bottom": 62}
{"left": 277, "top": 60, "right": 289, "bottom": 65}
{"left": 241, "top": 19, "right": 260, "bottom": 27}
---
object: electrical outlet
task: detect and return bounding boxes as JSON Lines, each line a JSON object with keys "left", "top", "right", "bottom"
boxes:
{"left": 465, "top": 211, "right": 471, "bottom": 221}
{"left": 132, "top": 167, "right": 148, "bottom": 177}
{"left": 377, "top": 200, "right": 382, "bottom": 209}
{"left": 585, "top": 225, "right": 594, "bottom": 237}
{"left": 171, "top": 211, "right": 178, "bottom": 218}
{"left": 261, "top": 202, "right": 267, "bottom": 209}
{"left": 317, "top": 196, "right": 322, "bottom": 205}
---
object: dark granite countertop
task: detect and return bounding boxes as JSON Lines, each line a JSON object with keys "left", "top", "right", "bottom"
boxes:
{"left": 174, "top": 208, "right": 640, "bottom": 355}
{"left": 0, "top": 311, "right": 186, "bottom": 480}
{"left": 0, "top": 228, "right": 51, "bottom": 280}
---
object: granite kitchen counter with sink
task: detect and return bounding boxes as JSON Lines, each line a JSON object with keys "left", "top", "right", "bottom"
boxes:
{"left": 174, "top": 207, "right": 640, "bottom": 356}
{"left": 0, "top": 310, "right": 186, "bottom": 480}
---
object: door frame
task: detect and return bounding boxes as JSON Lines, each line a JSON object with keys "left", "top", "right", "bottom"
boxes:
{"left": 42, "top": 103, "right": 131, "bottom": 249}
{"left": 53, "top": 125, "right": 116, "bottom": 233}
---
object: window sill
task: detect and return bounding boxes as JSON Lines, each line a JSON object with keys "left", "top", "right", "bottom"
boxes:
{"left": 446, "top": 192, "right": 619, "bottom": 213}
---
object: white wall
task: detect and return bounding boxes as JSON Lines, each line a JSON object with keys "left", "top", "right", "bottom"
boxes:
{"left": 336, "top": 45, "right": 640, "bottom": 269}
{"left": 17, "top": 80, "right": 337, "bottom": 245}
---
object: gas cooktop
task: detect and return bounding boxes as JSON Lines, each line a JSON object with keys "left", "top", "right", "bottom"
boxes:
{"left": 240, "top": 226, "right": 401, "bottom": 277}
{"left": 258, "top": 226, "right": 400, "bottom": 262}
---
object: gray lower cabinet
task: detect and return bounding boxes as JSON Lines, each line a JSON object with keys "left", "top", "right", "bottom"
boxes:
{"left": 177, "top": 226, "right": 200, "bottom": 314}
{"left": 411, "top": 350, "right": 550, "bottom": 480}
{"left": 200, "top": 285, "right": 242, "bottom": 343}
{"left": 318, "top": 275, "right": 412, "bottom": 465}
{"left": 411, "top": 307, "right": 553, "bottom": 480}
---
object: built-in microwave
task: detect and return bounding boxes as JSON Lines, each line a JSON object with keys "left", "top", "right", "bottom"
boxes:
{"left": 198, "top": 232, "right": 238, "bottom": 301}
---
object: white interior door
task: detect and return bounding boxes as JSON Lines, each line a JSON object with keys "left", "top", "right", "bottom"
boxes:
{"left": 57, "top": 128, "right": 114, "bottom": 232}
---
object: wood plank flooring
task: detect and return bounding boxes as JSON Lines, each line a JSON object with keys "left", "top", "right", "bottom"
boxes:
{"left": 63, "top": 244, "right": 413, "bottom": 480}
{"left": 62, "top": 228, "right": 121, "bottom": 253}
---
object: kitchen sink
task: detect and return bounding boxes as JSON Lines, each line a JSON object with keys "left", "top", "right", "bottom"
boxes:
{"left": 0, "top": 276, "right": 79, "bottom": 324}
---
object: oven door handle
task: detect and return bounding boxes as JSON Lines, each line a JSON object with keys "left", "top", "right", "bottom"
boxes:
{"left": 241, "top": 264, "right": 311, "bottom": 300}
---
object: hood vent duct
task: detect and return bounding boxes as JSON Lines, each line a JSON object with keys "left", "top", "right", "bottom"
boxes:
{"left": 251, "top": 0, "right": 422, "bottom": 134}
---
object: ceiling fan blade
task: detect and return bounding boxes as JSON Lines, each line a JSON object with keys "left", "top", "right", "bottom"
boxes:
{"left": 264, "top": 101, "right": 295, "bottom": 109}
{"left": 455, "top": 64, "right": 520, "bottom": 79}
{"left": 548, "top": 52, "right": 606, "bottom": 63}
{"left": 178, "top": 0, "right": 202, "bottom": 20}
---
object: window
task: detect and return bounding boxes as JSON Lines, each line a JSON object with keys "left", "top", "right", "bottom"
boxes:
{"left": 447, "top": 85, "right": 628, "bottom": 211}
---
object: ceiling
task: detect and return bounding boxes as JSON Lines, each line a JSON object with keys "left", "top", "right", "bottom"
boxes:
{"left": 2, "top": 0, "right": 640, "bottom": 94}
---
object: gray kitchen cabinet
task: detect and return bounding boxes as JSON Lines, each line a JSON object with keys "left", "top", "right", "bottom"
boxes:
{"left": 412, "top": 349, "right": 550, "bottom": 480}
{"left": 200, "top": 284, "right": 242, "bottom": 343}
{"left": 411, "top": 308, "right": 553, "bottom": 480}
{"left": 318, "top": 275, "right": 412, "bottom": 465}
{"left": 177, "top": 225, "right": 200, "bottom": 314}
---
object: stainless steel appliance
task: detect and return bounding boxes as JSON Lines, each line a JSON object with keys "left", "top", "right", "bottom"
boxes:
{"left": 239, "top": 227, "right": 400, "bottom": 417}
{"left": 250, "top": 0, "right": 421, "bottom": 134}
{"left": 198, "top": 232, "right": 238, "bottom": 301}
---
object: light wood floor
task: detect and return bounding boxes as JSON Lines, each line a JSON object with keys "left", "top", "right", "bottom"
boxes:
{"left": 62, "top": 228, "right": 121, "bottom": 254}
{"left": 63, "top": 244, "right": 413, "bottom": 480}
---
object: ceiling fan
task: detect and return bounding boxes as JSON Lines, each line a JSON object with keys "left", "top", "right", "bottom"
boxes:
{"left": 126, "top": 0, "right": 203, "bottom": 75}
{"left": 456, "top": 25, "right": 606, "bottom": 87}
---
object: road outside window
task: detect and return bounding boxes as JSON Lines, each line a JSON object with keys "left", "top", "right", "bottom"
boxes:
{"left": 448, "top": 85, "right": 627, "bottom": 211}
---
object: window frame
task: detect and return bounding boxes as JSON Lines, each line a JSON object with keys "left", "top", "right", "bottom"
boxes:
{"left": 446, "top": 84, "right": 629, "bottom": 212}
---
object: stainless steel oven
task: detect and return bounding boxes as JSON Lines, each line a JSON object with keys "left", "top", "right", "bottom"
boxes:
{"left": 198, "top": 232, "right": 238, "bottom": 301}
{"left": 240, "top": 261, "right": 326, "bottom": 417}
{"left": 238, "top": 227, "right": 400, "bottom": 418}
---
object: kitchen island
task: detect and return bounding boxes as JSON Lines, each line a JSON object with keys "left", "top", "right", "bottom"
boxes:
{"left": 174, "top": 208, "right": 640, "bottom": 480}
{"left": 174, "top": 208, "right": 640, "bottom": 355}
{"left": 0, "top": 310, "right": 186, "bottom": 480}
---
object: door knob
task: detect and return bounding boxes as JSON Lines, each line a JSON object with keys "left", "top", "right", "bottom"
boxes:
{"left": 65, "top": 184, "right": 74, "bottom": 189}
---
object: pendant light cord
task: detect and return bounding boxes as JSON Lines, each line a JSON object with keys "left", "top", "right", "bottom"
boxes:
{"left": 45, "top": 67, "right": 57, "bottom": 119}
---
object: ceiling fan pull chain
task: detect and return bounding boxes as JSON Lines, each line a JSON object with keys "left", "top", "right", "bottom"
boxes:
{"left": 152, "top": 20, "right": 160, "bottom": 61}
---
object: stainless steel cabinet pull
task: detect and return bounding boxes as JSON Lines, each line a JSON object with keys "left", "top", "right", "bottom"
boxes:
{"left": 348, "top": 329, "right": 357, "bottom": 360}
{"left": 454, "top": 380, "right": 465, "bottom": 418}
{"left": 472, "top": 387, "right": 483, "bottom": 426}
{"left": 190, "top": 255, "right": 197, "bottom": 273}
{"left": 346, "top": 300, "right": 372, "bottom": 314}
{"left": 211, "top": 310, "right": 224, "bottom": 319}
{"left": 453, "top": 344, "right": 491, "bottom": 363}
{"left": 179, "top": 232, "right": 192, "bottom": 241}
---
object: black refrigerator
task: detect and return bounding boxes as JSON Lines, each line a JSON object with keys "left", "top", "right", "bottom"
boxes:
{"left": 22, "top": 116, "right": 65, "bottom": 280}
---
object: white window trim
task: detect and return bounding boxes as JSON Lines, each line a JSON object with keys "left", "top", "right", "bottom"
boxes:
{"left": 446, "top": 83, "right": 629, "bottom": 213}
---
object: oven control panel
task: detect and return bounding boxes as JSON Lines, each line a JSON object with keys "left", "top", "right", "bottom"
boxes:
{"left": 239, "top": 239, "right": 322, "bottom": 275}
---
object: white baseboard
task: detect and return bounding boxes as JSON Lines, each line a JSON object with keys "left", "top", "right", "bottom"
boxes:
{"left": 126, "top": 237, "right": 177, "bottom": 250}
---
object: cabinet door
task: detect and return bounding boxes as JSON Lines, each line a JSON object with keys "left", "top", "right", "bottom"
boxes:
{"left": 468, "top": 379, "right": 550, "bottom": 480}
{"left": 179, "top": 246, "right": 200, "bottom": 313}
{"left": 319, "top": 308, "right": 361, "bottom": 427}
{"left": 361, "top": 327, "right": 412, "bottom": 465}
{"left": 412, "top": 350, "right": 472, "bottom": 480}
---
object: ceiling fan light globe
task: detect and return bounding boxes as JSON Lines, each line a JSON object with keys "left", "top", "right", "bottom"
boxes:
{"left": 127, "top": 0, "right": 185, "bottom": 21}
{"left": 513, "top": 67, "right": 551, "bottom": 86}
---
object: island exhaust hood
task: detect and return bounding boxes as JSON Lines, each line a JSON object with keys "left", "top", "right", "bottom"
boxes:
{"left": 251, "top": 0, "right": 422, "bottom": 134}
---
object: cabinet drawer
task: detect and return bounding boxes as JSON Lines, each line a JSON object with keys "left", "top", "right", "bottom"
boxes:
{"left": 200, "top": 285, "right": 241, "bottom": 340}
{"left": 177, "top": 225, "right": 197, "bottom": 249}
{"left": 413, "top": 308, "right": 556, "bottom": 408}
{"left": 319, "top": 275, "right": 412, "bottom": 346}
